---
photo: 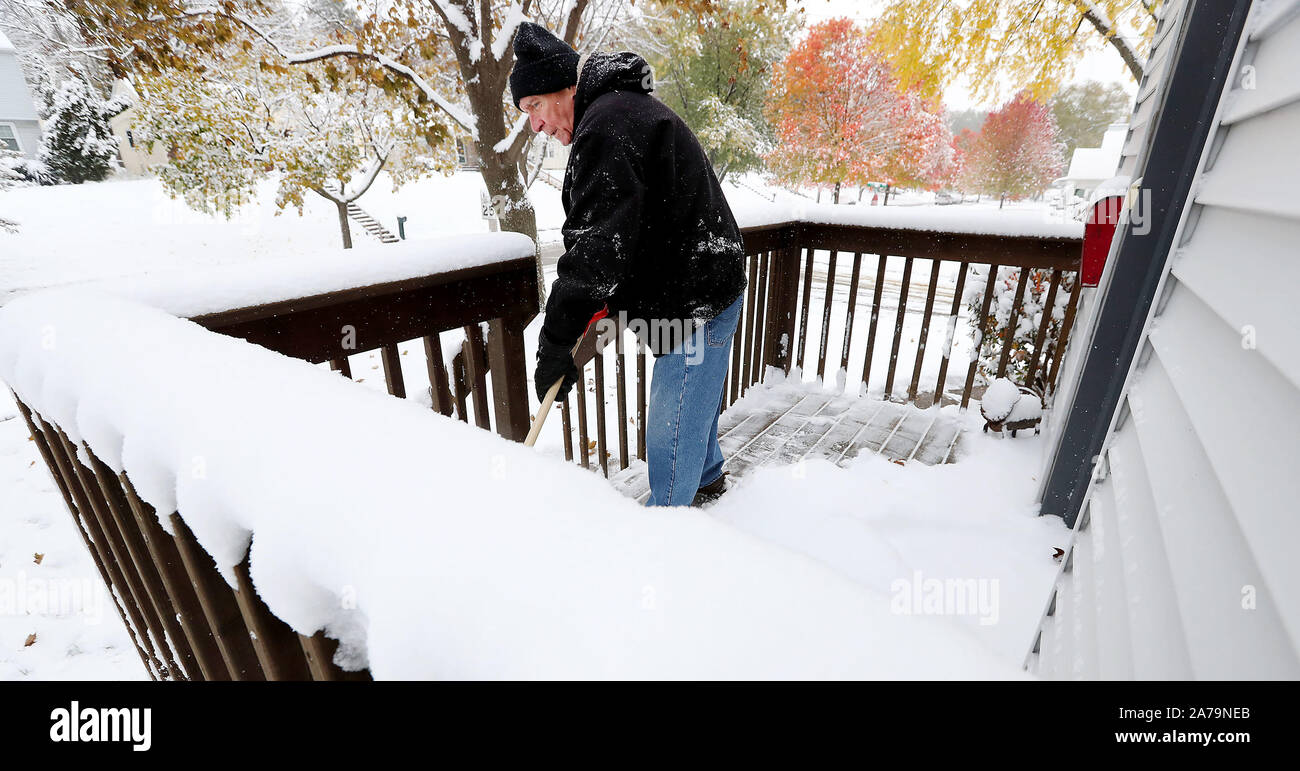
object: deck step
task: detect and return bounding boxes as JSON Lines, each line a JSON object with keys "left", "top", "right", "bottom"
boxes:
{"left": 608, "top": 382, "right": 965, "bottom": 505}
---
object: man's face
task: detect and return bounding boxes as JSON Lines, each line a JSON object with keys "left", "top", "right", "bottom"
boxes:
{"left": 520, "top": 86, "right": 577, "bottom": 146}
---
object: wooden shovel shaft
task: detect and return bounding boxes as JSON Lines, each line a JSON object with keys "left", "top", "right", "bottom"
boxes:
{"left": 524, "top": 307, "right": 608, "bottom": 448}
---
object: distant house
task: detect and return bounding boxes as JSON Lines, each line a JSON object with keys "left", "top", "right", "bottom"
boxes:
{"left": 0, "top": 28, "right": 42, "bottom": 160}
{"left": 1053, "top": 123, "right": 1128, "bottom": 211}
{"left": 454, "top": 134, "right": 569, "bottom": 174}
{"left": 533, "top": 135, "right": 568, "bottom": 171}
{"left": 107, "top": 79, "right": 169, "bottom": 175}
{"left": 454, "top": 136, "right": 480, "bottom": 170}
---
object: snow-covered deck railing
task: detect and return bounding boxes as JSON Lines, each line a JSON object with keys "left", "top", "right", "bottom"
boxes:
{"left": 730, "top": 199, "right": 1086, "bottom": 241}
{"left": 134, "top": 233, "right": 542, "bottom": 443}
{"left": 562, "top": 214, "right": 1084, "bottom": 477}
{"left": 0, "top": 290, "right": 1023, "bottom": 680}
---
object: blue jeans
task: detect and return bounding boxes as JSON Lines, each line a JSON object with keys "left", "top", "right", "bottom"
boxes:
{"left": 645, "top": 293, "right": 744, "bottom": 506}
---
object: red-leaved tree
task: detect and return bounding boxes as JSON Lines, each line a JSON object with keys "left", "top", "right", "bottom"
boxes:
{"left": 764, "top": 18, "right": 949, "bottom": 203}
{"left": 964, "top": 90, "right": 1066, "bottom": 207}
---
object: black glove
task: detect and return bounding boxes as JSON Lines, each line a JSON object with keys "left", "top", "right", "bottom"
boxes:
{"left": 535, "top": 329, "right": 580, "bottom": 403}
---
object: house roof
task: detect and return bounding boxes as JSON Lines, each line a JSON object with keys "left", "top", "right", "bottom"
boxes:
{"left": 1063, "top": 124, "right": 1128, "bottom": 182}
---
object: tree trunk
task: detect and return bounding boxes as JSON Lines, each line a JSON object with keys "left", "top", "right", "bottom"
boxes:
{"left": 335, "top": 200, "right": 353, "bottom": 249}
{"left": 833, "top": 181, "right": 841, "bottom": 204}
{"left": 816, "top": 186, "right": 822, "bottom": 203}
{"left": 455, "top": 45, "right": 545, "bottom": 310}
{"left": 475, "top": 138, "right": 544, "bottom": 310}
{"left": 883, "top": 183, "right": 892, "bottom": 206}
{"left": 999, "top": 193, "right": 1006, "bottom": 209}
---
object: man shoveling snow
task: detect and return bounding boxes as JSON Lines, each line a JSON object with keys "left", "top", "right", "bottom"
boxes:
{"left": 511, "top": 22, "right": 748, "bottom": 507}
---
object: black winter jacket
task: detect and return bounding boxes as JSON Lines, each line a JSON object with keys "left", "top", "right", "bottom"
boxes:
{"left": 540, "top": 51, "right": 748, "bottom": 356}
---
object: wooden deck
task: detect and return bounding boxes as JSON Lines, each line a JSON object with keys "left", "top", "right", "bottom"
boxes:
{"left": 609, "top": 382, "right": 965, "bottom": 504}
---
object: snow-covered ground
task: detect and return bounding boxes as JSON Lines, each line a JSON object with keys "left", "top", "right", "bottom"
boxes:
{"left": 0, "top": 172, "right": 1069, "bottom": 679}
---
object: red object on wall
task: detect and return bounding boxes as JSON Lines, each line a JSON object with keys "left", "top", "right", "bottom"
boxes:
{"left": 1081, "top": 195, "right": 1125, "bottom": 287}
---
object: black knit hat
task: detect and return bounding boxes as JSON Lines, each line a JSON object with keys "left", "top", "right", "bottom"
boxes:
{"left": 509, "top": 22, "right": 580, "bottom": 109}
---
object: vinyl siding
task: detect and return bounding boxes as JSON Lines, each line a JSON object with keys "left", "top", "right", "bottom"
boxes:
{"left": 0, "top": 51, "right": 39, "bottom": 122}
{"left": 1028, "top": 0, "right": 1300, "bottom": 679}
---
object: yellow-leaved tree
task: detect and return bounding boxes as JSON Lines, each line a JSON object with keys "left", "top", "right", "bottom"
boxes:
{"left": 873, "top": 0, "right": 1160, "bottom": 102}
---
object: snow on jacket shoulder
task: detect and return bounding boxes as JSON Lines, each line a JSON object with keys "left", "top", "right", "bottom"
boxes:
{"left": 543, "top": 51, "right": 748, "bottom": 356}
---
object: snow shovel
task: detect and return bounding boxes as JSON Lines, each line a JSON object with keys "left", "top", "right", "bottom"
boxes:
{"left": 524, "top": 305, "right": 609, "bottom": 447}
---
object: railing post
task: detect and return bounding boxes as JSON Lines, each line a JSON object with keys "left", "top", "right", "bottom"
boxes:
{"left": 761, "top": 224, "right": 803, "bottom": 377}
{"left": 487, "top": 311, "right": 535, "bottom": 442}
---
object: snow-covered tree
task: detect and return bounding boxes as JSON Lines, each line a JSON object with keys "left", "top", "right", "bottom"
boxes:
{"left": 131, "top": 41, "right": 455, "bottom": 248}
{"left": 37, "top": 78, "right": 126, "bottom": 184}
{"left": 1051, "top": 80, "right": 1133, "bottom": 157}
{"left": 875, "top": 98, "right": 954, "bottom": 200}
{"left": 0, "top": 0, "right": 117, "bottom": 109}
{"left": 952, "top": 127, "right": 982, "bottom": 199}
{"left": 645, "top": 0, "right": 799, "bottom": 182}
{"left": 764, "top": 17, "right": 950, "bottom": 203}
{"left": 964, "top": 264, "right": 1076, "bottom": 387}
{"left": 963, "top": 91, "right": 1066, "bottom": 207}
{"left": 1, "top": 148, "right": 26, "bottom": 233}
{"left": 43, "top": 0, "right": 665, "bottom": 303}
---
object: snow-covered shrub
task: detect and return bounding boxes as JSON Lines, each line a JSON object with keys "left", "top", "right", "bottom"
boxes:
{"left": 1, "top": 147, "right": 27, "bottom": 232}
{"left": 37, "top": 79, "right": 126, "bottom": 185}
{"left": 963, "top": 264, "right": 1075, "bottom": 387}
{"left": 7, "top": 155, "right": 53, "bottom": 186}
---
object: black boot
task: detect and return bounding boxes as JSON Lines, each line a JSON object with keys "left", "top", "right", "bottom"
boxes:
{"left": 691, "top": 471, "right": 729, "bottom": 507}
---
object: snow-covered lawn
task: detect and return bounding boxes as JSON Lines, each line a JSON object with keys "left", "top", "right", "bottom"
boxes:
{"left": 0, "top": 171, "right": 568, "bottom": 305}
{"left": 0, "top": 173, "right": 1070, "bottom": 679}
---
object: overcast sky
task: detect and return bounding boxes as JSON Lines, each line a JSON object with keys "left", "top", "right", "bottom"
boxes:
{"left": 796, "top": 0, "right": 1139, "bottom": 111}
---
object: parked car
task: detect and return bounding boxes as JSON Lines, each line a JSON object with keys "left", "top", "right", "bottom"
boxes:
{"left": 934, "top": 190, "right": 960, "bottom": 205}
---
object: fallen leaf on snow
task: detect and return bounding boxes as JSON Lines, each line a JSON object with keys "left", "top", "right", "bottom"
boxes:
{"left": 24, "top": 633, "right": 36, "bottom": 647}
{"left": 33, "top": 553, "right": 43, "bottom": 565}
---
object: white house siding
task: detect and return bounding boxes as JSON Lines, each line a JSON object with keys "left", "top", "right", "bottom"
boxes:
{"left": 0, "top": 118, "right": 40, "bottom": 159}
{"left": 0, "top": 42, "right": 41, "bottom": 160}
{"left": 1028, "top": 0, "right": 1300, "bottom": 679}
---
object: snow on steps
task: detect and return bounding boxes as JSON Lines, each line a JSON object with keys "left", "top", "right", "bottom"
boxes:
{"left": 345, "top": 201, "right": 401, "bottom": 244}
{"left": 609, "top": 377, "right": 965, "bottom": 505}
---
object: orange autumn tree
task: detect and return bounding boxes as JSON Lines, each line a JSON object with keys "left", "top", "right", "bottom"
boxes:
{"left": 764, "top": 17, "right": 948, "bottom": 203}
